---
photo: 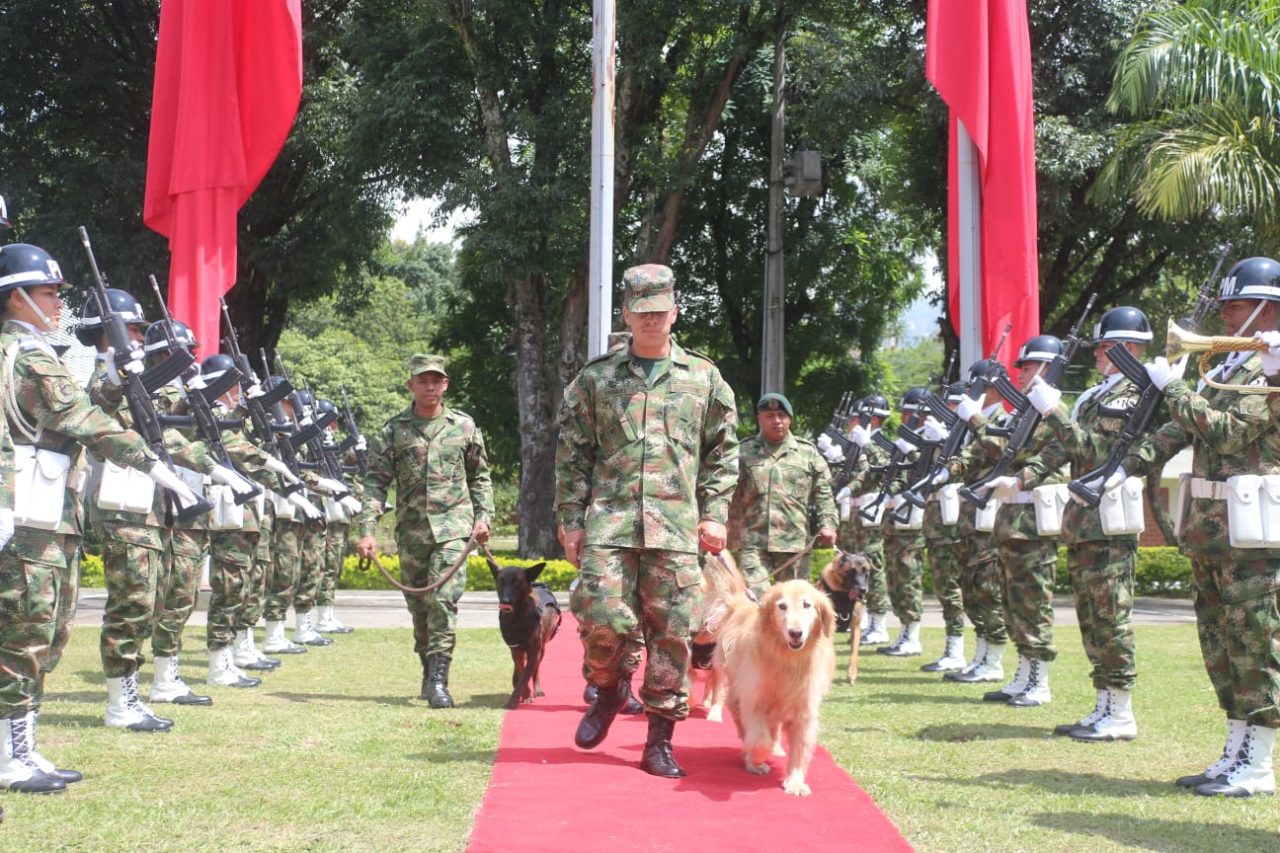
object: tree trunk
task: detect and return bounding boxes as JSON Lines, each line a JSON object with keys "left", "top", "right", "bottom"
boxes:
{"left": 513, "top": 274, "right": 559, "bottom": 558}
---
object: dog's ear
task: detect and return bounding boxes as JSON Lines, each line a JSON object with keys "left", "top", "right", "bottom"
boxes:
{"left": 815, "top": 591, "right": 836, "bottom": 638}
{"left": 487, "top": 556, "right": 502, "bottom": 580}
{"left": 525, "top": 562, "right": 546, "bottom": 583}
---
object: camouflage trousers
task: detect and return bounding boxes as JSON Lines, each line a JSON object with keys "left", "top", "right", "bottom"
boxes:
{"left": 1191, "top": 557, "right": 1280, "bottom": 727}
{"left": 997, "top": 538, "right": 1057, "bottom": 662}
{"left": 242, "top": 513, "right": 274, "bottom": 629}
{"left": 264, "top": 519, "right": 303, "bottom": 622}
{"left": 959, "top": 531, "right": 1005, "bottom": 644}
{"left": 927, "top": 539, "right": 966, "bottom": 637}
{"left": 1068, "top": 539, "right": 1137, "bottom": 691}
{"left": 0, "top": 529, "right": 76, "bottom": 716}
{"left": 400, "top": 539, "right": 469, "bottom": 659}
{"left": 884, "top": 537, "right": 925, "bottom": 625}
{"left": 316, "top": 522, "right": 349, "bottom": 608}
{"left": 99, "top": 521, "right": 166, "bottom": 678}
{"left": 153, "top": 527, "right": 207, "bottom": 659}
{"left": 571, "top": 545, "right": 703, "bottom": 720}
{"left": 208, "top": 529, "right": 259, "bottom": 651}
{"left": 738, "top": 548, "right": 810, "bottom": 596}
{"left": 860, "top": 540, "right": 888, "bottom": 616}
{"left": 291, "top": 526, "right": 327, "bottom": 615}
{"left": 49, "top": 535, "right": 80, "bottom": 678}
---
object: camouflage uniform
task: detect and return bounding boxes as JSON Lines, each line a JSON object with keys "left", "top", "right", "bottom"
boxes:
{"left": 882, "top": 458, "right": 926, "bottom": 628}
{"left": 839, "top": 434, "right": 891, "bottom": 617}
{"left": 359, "top": 404, "right": 493, "bottom": 661}
{"left": 1127, "top": 354, "right": 1280, "bottom": 729}
{"left": 243, "top": 492, "right": 274, "bottom": 631}
{"left": 0, "top": 320, "right": 158, "bottom": 717}
{"left": 317, "top": 487, "right": 358, "bottom": 610}
{"left": 555, "top": 339, "right": 738, "bottom": 719}
{"left": 264, "top": 513, "right": 303, "bottom": 623}
{"left": 731, "top": 432, "right": 837, "bottom": 594}
{"left": 923, "top": 495, "right": 965, "bottom": 638}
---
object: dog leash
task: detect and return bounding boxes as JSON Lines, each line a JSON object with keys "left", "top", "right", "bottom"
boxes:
{"left": 710, "top": 550, "right": 758, "bottom": 603}
{"left": 358, "top": 531, "right": 481, "bottom": 595}
{"left": 768, "top": 536, "right": 820, "bottom": 580}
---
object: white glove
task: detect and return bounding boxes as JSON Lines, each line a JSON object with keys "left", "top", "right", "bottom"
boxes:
{"left": 1145, "top": 356, "right": 1184, "bottom": 391}
{"left": 929, "top": 468, "right": 950, "bottom": 488}
{"left": 147, "top": 462, "right": 203, "bottom": 509}
{"left": 316, "top": 476, "right": 349, "bottom": 496}
{"left": 244, "top": 382, "right": 266, "bottom": 399}
{"left": 920, "top": 416, "right": 948, "bottom": 443}
{"left": 1103, "top": 465, "right": 1128, "bottom": 492}
{"left": 1027, "top": 376, "right": 1062, "bottom": 416}
{"left": 354, "top": 436, "right": 367, "bottom": 452}
{"left": 816, "top": 434, "right": 845, "bottom": 463}
{"left": 987, "top": 474, "right": 1020, "bottom": 500}
{"left": 103, "top": 346, "right": 146, "bottom": 386}
{"left": 835, "top": 486, "right": 853, "bottom": 504}
{"left": 1257, "top": 331, "right": 1280, "bottom": 377}
{"left": 955, "top": 394, "right": 982, "bottom": 423}
{"left": 288, "top": 491, "right": 323, "bottom": 521}
{"left": 262, "top": 455, "right": 301, "bottom": 485}
{"left": 185, "top": 373, "right": 208, "bottom": 391}
{"left": 340, "top": 495, "right": 362, "bottom": 515}
{"left": 893, "top": 437, "right": 914, "bottom": 455}
{"left": 210, "top": 464, "right": 257, "bottom": 498}
{"left": 849, "top": 425, "right": 871, "bottom": 447}
{"left": 0, "top": 507, "right": 13, "bottom": 551}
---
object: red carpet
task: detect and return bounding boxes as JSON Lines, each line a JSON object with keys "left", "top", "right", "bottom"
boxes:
{"left": 468, "top": 616, "right": 912, "bottom": 852}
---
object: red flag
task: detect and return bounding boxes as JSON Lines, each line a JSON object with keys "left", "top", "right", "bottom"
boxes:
{"left": 925, "top": 0, "right": 1039, "bottom": 368}
{"left": 144, "top": 0, "right": 302, "bottom": 356}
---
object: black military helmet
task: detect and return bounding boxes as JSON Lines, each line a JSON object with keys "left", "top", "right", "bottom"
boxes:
{"left": 201, "top": 353, "right": 238, "bottom": 381}
{"left": 293, "top": 389, "right": 316, "bottom": 411}
{"left": 967, "top": 358, "right": 1002, "bottom": 381}
{"left": 143, "top": 319, "right": 197, "bottom": 355}
{"left": 76, "top": 288, "right": 147, "bottom": 347}
{"left": 0, "top": 243, "right": 65, "bottom": 294}
{"left": 315, "top": 398, "right": 338, "bottom": 417}
{"left": 1014, "top": 335, "right": 1063, "bottom": 367}
{"left": 900, "top": 387, "right": 930, "bottom": 412}
{"left": 945, "top": 379, "right": 970, "bottom": 403}
{"left": 1092, "top": 306, "right": 1152, "bottom": 344}
{"left": 1217, "top": 256, "right": 1280, "bottom": 303}
{"left": 862, "top": 394, "right": 890, "bottom": 418}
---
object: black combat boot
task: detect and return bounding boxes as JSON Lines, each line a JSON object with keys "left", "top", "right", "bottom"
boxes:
{"left": 620, "top": 675, "right": 644, "bottom": 715}
{"left": 422, "top": 655, "right": 454, "bottom": 708}
{"left": 640, "top": 714, "right": 685, "bottom": 778}
{"left": 574, "top": 681, "right": 628, "bottom": 749}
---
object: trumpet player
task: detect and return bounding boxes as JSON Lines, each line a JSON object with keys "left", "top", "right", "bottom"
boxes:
{"left": 1115, "top": 257, "right": 1280, "bottom": 797}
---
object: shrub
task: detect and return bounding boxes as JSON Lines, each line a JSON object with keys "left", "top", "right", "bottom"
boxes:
{"left": 340, "top": 552, "right": 578, "bottom": 591}
{"left": 79, "top": 552, "right": 105, "bottom": 587}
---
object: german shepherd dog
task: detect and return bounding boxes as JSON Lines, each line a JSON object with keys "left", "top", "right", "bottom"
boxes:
{"left": 818, "top": 550, "right": 871, "bottom": 684}
{"left": 488, "top": 557, "right": 562, "bottom": 710}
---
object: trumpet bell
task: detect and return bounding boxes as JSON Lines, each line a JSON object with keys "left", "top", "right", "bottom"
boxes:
{"left": 1164, "top": 318, "right": 1278, "bottom": 395}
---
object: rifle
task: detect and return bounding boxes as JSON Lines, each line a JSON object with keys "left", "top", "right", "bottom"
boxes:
{"left": 76, "top": 227, "right": 212, "bottom": 522}
{"left": 273, "top": 354, "right": 345, "bottom": 484}
{"left": 858, "top": 417, "right": 926, "bottom": 522}
{"left": 960, "top": 293, "right": 1099, "bottom": 508}
{"left": 1069, "top": 243, "right": 1233, "bottom": 506}
{"left": 833, "top": 401, "right": 873, "bottom": 492}
{"left": 338, "top": 385, "right": 369, "bottom": 477}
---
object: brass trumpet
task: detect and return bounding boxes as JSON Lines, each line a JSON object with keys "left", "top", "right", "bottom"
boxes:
{"left": 1165, "top": 319, "right": 1277, "bottom": 394}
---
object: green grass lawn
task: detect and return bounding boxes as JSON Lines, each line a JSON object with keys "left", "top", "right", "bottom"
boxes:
{"left": 6, "top": 624, "right": 1277, "bottom": 851}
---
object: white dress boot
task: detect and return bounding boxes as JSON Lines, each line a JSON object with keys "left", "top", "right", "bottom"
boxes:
{"left": 234, "top": 628, "right": 280, "bottom": 671}
{"left": 1008, "top": 658, "right": 1051, "bottom": 707}
{"left": 17, "top": 708, "right": 81, "bottom": 783}
{"left": 922, "top": 634, "right": 966, "bottom": 672}
{"left": 1071, "top": 688, "right": 1137, "bottom": 742}
{"left": 105, "top": 673, "right": 172, "bottom": 732}
{"left": 206, "top": 646, "right": 262, "bottom": 688}
{"left": 956, "top": 641, "right": 1005, "bottom": 683}
{"left": 1177, "top": 718, "right": 1248, "bottom": 788}
{"left": 884, "top": 621, "right": 922, "bottom": 656}
{"left": 1196, "top": 725, "right": 1276, "bottom": 797}
{"left": 293, "top": 610, "right": 333, "bottom": 646}
{"left": 945, "top": 636, "right": 986, "bottom": 681}
{"left": 861, "top": 613, "right": 890, "bottom": 645}
{"left": 0, "top": 714, "right": 66, "bottom": 793}
{"left": 315, "top": 604, "right": 354, "bottom": 634}
{"left": 150, "top": 656, "right": 213, "bottom": 706}
{"left": 263, "top": 619, "right": 307, "bottom": 655}
{"left": 983, "top": 653, "right": 1029, "bottom": 700}
{"left": 1056, "top": 688, "right": 1108, "bottom": 736}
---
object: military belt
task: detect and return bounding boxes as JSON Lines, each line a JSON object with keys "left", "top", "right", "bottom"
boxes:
{"left": 1188, "top": 477, "right": 1229, "bottom": 501}
{"left": 1000, "top": 490, "right": 1036, "bottom": 505}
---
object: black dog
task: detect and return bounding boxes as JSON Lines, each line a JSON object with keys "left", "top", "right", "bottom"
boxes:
{"left": 488, "top": 557, "right": 562, "bottom": 710}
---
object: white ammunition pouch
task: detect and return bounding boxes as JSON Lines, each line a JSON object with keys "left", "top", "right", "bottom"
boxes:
{"left": 974, "top": 498, "right": 998, "bottom": 533}
{"left": 856, "top": 493, "right": 885, "bottom": 525}
{"left": 1098, "top": 476, "right": 1145, "bottom": 537}
{"left": 324, "top": 495, "right": 346, "bottom": 524}
{"left": 1033, "top": 484, "right": 1069, "bottom": 537}
{"left": 893, "top": 502, "right": 924, "bottom": 530}
{"left": 272, "top": 490, "right": 297, "bottom": 521}
{"left": 938, "top": 484, "right": 961, "bottom": 526}
{"left": 175, "top": 466, "right": 207, "bottom": 496}
{"left": 838, "top": 494, "right": 853, "bottom": 522}
{"left": 208, "top": 484, "right": 245, "bottom": 531}
{"left": 96, "top": 459, "right": 157, "bottom": 515}
{"left": 1223, "top": 474, "right": 1280, "bottom": 549}
{"left": 1174, "top": 472, "right": 1191, "bottom": 539}
{"left": 253, "top": 490, "right": 267, "bottom": 518}
{"left": 13, "top": 446, "right": 71, "bottom": 530}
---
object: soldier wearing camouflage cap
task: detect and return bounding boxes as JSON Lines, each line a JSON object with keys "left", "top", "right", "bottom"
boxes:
{"left": 357, "top": 353, "right": 494, "bottom": 708}
{"left": 556, "top": 263, "right": 739, "bottom": 779}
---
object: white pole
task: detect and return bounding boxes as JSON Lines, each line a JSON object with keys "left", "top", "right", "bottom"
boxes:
{"left": 956, "top": 119, "right": 983, "bottom": 372}
{"left": 761, "top": 25, "right": 785, "bottom": 395}
{"left": 587, "top": 0, "right": 616, "bottom": 359}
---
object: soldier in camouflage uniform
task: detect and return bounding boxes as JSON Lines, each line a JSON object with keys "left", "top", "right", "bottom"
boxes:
{"left": 1125, "top": 258, "right": 1280, "bottom": 797}
{"left": 556, "top": 264, "right": 738, "bottom": 778}
{"left": 1020, "top": 307, "right": 1151, "bottom": 742}
{"left": 315, "top": 409, "right": 362, "bottom": 634}
{"left": 357, "top": 353, "right": 493, "bottom": 708}
{"left": 874, "top": 389, "right": 930, "bottom": 657}
{"left": 730, "top": 393, "right": 837, "bottom": 595}
{"left": 0, "top": 245, "right": 202, "bottom": 793}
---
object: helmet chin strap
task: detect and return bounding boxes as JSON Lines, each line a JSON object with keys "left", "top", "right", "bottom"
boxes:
{"left": 16, "top": 287, "right": 57, "bottom": 333}
{"left": 1233, "top": 299, "right": 1267, "bottom": 337}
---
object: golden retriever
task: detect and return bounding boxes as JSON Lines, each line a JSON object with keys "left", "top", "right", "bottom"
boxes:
{"left": 691, "top": 551, "right": 738, "bottom": 722}
{"left": 819, "top": 550, "right": 871, "bottom": 684}
{"left": 707, "top": 562, "right": 835, "bottom": 797}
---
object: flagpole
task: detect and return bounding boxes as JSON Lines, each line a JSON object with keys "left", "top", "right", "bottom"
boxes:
{"left": 587, "top": 0, "right": 616, "bottom": 359}
{"left": 956, "top": 119, "right": 982, "bottom": 372}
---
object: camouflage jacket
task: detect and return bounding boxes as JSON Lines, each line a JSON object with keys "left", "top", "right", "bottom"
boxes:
{"left": 841, "top": 430, "right": 891, "bottom": 538}
{"left": 1126, "top": 354, "right": 1280, "bottom": 583}
{"left": 730, "top": 432, "right": 837, "bottom": 553}
{"left": 1021, "top": 375, "right": 1142, "bottom": 544}
{"left": 359, "top": 405, "right": 493, "bottom": 545}
{"left": 555, "top": 339, "right": 738, "bottom": 553}
{"left": 0, "top": 320, "right": 157, "bottom": 546}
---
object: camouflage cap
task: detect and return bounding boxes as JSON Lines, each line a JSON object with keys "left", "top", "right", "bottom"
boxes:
{"left": 409, "top": 353, "right": 449, "bottom": 377}
{"left": 756, "top": 392, "right": 793, "bottom": 417}
{"left": 623, "top": 264, "right": 676, "bottom": 312}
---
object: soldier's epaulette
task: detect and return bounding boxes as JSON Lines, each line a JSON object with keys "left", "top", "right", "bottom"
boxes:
{"left": 585, "top": 348, "right": 622, "bottom": 367}
{"left": 794, "top": 436, "right": 817, "bottom": 450}
{"left": 680, "top": 346, "right": 717, "bottom": 364}
{"left": 447, "top": 408, "right": 475, "bottom": 424}
{"left": 17, "top": 336, "right": 57, "bottom": 359}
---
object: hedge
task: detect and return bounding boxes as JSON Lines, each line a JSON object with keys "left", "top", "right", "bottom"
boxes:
{"left": 340, "top": 552, "right": 579, "bottom": 592}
